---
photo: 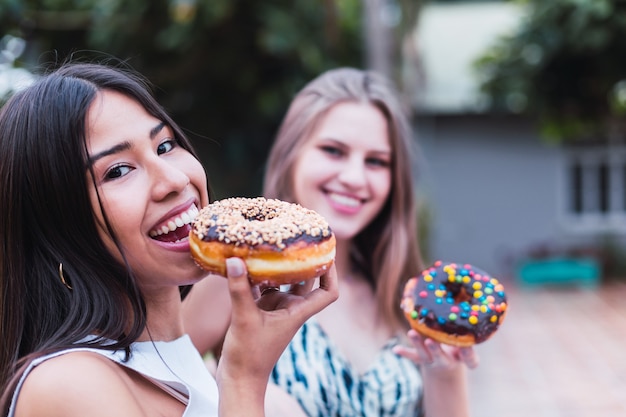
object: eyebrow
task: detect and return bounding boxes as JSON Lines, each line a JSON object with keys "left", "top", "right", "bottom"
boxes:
{"left": 87, "top": 122, "right": 166, "bottom": 167}
{"left": 323, "top": 138, "right": 391, "bottom": 155}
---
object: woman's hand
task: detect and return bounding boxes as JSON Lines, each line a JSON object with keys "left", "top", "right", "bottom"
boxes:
{"left": 393, "top": 330, "right": 478, "bottom": 417}
{"left": 216, "top": 258, "right": 338, "bottom": 416}
{"left": 392, "top": 329, "right": 479, "bottom": 371}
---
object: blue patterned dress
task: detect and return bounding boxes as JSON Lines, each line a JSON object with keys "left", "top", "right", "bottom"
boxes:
{"left": 271, "top": 318, "right": 424, "bottom": 417}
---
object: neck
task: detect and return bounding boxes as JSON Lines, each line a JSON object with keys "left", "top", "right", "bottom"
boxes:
{"left": 138, "top": 286, "right": 185, "bottom": 342}
{"left": 333, "top": 238, "right": 356, "bottom": 281}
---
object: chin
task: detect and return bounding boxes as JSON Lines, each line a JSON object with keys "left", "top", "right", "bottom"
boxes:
{"left": 328, "top": 227, "right": 360, "bottom": 242}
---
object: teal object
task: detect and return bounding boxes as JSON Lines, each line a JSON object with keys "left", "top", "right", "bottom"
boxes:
{"left": 517, "top": 257, "right": 601, "bottom": 288}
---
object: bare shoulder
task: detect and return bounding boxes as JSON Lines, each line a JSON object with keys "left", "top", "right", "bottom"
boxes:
{"left": 14, "top": 351, "right": 146, "bottom": 417}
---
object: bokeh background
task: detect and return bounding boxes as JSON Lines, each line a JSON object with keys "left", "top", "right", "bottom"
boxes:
{"left": 3, "top": 0, "right": 626, "bottom": 415}
{"left": 1, "top": 0, "right": 394, "bottom": 199}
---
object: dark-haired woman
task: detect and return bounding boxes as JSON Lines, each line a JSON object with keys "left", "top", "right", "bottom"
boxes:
{"left": 0, "top": 61, "right": 338, "bottom": 417}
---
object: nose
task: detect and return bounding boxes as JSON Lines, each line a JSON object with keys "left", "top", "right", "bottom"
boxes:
{"left": 337, "top": 156, "right": 367, "bottom": 189}
{"left": 149, "top": 156, "right": 190, "bottom": 201}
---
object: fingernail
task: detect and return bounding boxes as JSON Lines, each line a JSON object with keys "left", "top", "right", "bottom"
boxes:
{"left": 226, "top": 258, "right": 243, "bottom": 277}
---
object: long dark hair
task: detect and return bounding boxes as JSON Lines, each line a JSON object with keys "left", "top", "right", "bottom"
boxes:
{"left": 0, "top": 60, "right": 206, "bottom": 413}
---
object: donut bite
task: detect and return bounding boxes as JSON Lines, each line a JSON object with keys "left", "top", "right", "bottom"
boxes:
{"left": 401, "top": 261, "right": 508, "bottom": 347}
{"left": 189, "top": 197, "right": 336, "bottom": 286}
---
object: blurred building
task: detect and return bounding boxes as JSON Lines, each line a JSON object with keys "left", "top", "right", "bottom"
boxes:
{"left": 410, "top": 1, "right": 612, "bottom": 281}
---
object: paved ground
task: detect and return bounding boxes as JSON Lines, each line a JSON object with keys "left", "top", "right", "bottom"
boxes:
{"left": 467, "top": 279, "right": 626, "bottom": 417}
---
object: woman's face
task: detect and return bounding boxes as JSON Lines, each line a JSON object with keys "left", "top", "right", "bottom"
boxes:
{"left": 85, "top": 90, "right": 209, "bottom": 291}
{"left": 292, "top": 102, "right": 392, "bottom": 241}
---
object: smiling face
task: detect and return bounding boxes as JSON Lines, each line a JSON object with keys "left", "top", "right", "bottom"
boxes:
{"left": 291, "top": 102, "right": 392, "bottom": 242}
{"left": 86, "top": 90, "right": 210, "bottom": 292}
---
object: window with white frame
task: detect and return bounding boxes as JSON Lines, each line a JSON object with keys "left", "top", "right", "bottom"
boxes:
{"left": 564, "top": 146, "right": 626, "bottom": 229}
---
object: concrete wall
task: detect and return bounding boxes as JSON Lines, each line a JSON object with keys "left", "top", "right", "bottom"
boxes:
{"left": 414, "top": 114, "right": 565, "bottom": 279}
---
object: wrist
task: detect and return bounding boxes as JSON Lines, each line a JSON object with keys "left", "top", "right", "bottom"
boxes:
{"left": 422, "top": 366, "right": 470, "bottom": 417}
{"left": 216, "top": 367, "right": 267, "bottom": 417}
{"left": 421, "top": 362, "right": 467, "bottom": 383}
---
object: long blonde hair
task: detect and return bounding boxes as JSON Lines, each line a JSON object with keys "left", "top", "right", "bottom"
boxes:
{"left": 263, "top": 68, "right": 423, "bottom": 331}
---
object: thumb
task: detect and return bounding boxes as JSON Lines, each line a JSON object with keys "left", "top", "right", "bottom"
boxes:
{"left": 225, "top": 258, "right": 254, "bottom": 311}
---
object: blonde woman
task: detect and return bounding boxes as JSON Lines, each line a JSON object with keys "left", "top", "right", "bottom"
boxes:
{"left": 185, "top": 68, "right": 478, "bottom": 417}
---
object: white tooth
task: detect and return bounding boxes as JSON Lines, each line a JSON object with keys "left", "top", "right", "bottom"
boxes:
{"left": 330, "top": 193, "right": 359, "bottom": 207}
{"left": 150, "top": 230, "right": 157, "bottom": 237}
{"left": 161, "top": 225, "right": 170, "bottom": 234}
{"left": 167, "top": 221, "right": 177, "bottom": 231}
{"left": 175, "top": 217, "right": 184, "bottom": 227}
{"left": 181, "top": 212, "right": 191, "bottom": 224}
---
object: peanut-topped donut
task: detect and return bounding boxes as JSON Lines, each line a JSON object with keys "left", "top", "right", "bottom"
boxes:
{"left": 401, "top": 260, "right": 508, "bottom": 347}
{"left": 189, "top": 197, "right": 336, "bottom": 285}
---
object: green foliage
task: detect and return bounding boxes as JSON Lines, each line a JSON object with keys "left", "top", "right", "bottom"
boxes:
{"left": 474, "top": 0, "right": 626, "bottom": 142}
{"left": 1, "top": 0, "right": 363, "bottom": 197}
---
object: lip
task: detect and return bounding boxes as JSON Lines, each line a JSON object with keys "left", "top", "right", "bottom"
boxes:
{"left": 151, "top": 235, "right": 193, "bottom": 252}
{"left": 148, "top": 197, "right": 199, "bottom": 252}
{"left": 152, "top": 197, "right": 199, "bottom": 228}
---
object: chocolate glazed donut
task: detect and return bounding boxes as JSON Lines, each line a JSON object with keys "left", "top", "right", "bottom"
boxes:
{"left": 401, "top": 261, "right": 508, "bottom": 347}
{"left": 190, "top": 197, "right": 336, "bottom": 286}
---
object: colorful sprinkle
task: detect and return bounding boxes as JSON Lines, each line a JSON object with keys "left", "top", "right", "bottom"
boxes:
{"left": 407, "top": 261, "right": 508, "bottom": 344}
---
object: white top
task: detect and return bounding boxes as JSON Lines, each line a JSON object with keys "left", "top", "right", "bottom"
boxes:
{"left": 8, "top": 335, "right": 218, "bottom": 417}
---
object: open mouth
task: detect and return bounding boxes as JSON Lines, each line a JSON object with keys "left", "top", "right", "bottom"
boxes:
{"left": 149, "top": 205, "right": 199, "bottom": 243}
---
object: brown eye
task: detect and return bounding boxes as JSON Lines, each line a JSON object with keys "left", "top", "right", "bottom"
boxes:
{"left": 157, "top": 139, "right": 175, "bottom": 155}
{"left": 104, "top": 164, "right": 131, "bottom": 180}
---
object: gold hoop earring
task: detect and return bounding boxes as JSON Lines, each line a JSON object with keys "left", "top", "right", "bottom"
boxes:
{"left": 58, "top": 263, "right": 72, "bottom": 290}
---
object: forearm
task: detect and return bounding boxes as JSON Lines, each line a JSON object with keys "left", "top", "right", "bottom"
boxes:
{"left": 422, "top": 365, "right": 470, "bottom": 417}
{"left": 217, "top": 372, "right": 266, "bottom": 417}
